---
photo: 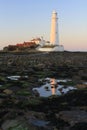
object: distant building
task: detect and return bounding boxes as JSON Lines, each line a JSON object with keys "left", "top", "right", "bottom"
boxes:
{"left": 31, "top": 38, "right": 41, "bottom": 44}
{"left": 17, "top": 41, "right": 36, "bottom": 47}
{"left": 3, "top": 41, "right": 37, "bottom": 51}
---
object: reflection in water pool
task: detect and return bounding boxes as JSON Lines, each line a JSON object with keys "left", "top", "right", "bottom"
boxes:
{"left": 50, "top": 78, "right": 58, "bottom": 95}
{"left": 33, "top": 78, "right": 77, "bottom": 97}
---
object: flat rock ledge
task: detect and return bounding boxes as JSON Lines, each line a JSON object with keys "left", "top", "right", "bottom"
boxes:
{"left": 56, "top": 110, "right": 87, "bottom": 126}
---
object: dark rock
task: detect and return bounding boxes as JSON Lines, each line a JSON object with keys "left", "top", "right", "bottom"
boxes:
{"left": 56, "top": 110, "right": 87, "bottom": 126}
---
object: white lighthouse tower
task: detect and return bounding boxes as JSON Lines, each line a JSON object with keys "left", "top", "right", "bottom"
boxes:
{"left": 37, "top": 10, "right": 64, "bottom": 52}
{"left": 50, "top": 10, "right": 59, "bottom": 45}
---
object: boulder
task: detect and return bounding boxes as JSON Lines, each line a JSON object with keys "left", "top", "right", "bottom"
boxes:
{"left": 3, "top": 89, "right": 13, "bottom": 95}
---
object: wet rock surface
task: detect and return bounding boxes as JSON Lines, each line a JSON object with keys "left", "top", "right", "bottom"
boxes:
{"left": 56, "top": 110, "right": 87, "bottom": 126}
{"left": 0, "top": 51, "right": 87, "bottom": 130}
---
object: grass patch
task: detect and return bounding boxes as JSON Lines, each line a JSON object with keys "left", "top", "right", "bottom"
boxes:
{"left": 16, "top": 90, "right": 31, "bottom": 96}
{"left": 9, "top": 124, "right": 28, "bottom": 130}
{"left": 58, "top": 81, "right": 76, "bottom": 86}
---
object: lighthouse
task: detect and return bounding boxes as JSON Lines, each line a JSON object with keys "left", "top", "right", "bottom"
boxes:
{"left": 50, "top": 10, "right": 59, "bottom": 45}
{"left": 37, "top": 10, "right": 64, "bottom": 52}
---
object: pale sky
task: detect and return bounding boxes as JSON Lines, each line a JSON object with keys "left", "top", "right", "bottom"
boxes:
{"left": 0, "top": 0, "right": 87, "bottom": 51}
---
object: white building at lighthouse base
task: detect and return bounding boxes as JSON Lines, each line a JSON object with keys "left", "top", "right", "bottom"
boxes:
{"left": 37, "top": 45, "right": 64, "bottom": 52}
{"left": 36, "top": 40, "right": 64, "bottom": 52}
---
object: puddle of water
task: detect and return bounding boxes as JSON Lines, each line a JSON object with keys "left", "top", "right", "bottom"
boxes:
{"left": 56, "top": 79, "right": 71, "bottom": 82}
{"left": 7, "top": 76, "right": 28, "bottom": 80}
{"left": 39, "top": 78, "right": 71, "bottom": 83}
{"left": 33, "top": 78, "right": 77, "bottom": 97}
{"left": 29, "top": 119, "right": 49, "bottom": 127}
{"left": 7, "top": 76, "right": 20, "bottom": 80}
{"left": 84, "top": 82, "right": 87, "bottom": 85}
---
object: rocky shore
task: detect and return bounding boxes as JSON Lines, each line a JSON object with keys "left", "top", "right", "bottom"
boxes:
{"left": 0, "top": 51, "right": 87, "bottom": 130}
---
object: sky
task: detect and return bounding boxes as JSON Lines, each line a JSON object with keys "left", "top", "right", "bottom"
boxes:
{"left": 0, "top": 0, "right": 87, "bottom": 51}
